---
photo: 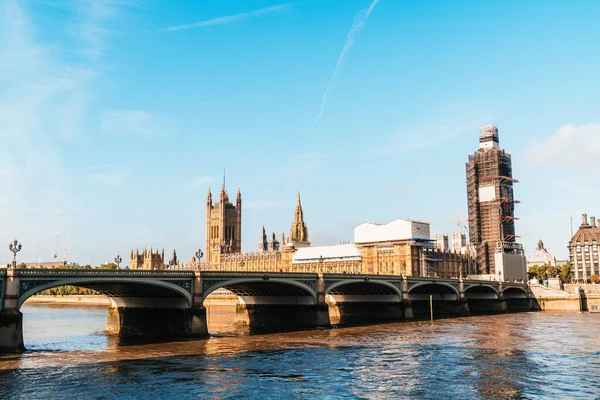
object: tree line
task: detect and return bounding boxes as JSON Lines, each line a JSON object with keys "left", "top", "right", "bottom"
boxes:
{"left": 527, "top": 264, "right": 572, "bottom": 283}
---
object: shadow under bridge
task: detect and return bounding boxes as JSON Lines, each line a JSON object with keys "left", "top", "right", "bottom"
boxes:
{"left": 200, "top": 272, "right": 326, "bottom": 333}
{"left": 324, "top": 276, "right": 406, "bottom": 325}
{"left": 18, "top": 270, "right": 195, "bottom": 309}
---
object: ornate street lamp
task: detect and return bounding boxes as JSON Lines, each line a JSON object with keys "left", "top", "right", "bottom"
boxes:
{"left": 195, "top": 249, "right": 204, "bottom": 269}
{"left": 9, "top": 239, "right": 22, "bottom": 269}
{"left": 318, "top": 255, "right": 324, "bottom": 273}
{"left": 115, "top": 255, "right": 122, "bottom": 269}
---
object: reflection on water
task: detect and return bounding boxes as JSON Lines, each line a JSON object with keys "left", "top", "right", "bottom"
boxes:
{"left": 1, "top": 305, "right": 600, "bottom": 399}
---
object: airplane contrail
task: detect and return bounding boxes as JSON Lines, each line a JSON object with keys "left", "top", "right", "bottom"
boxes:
{"left": 312, "top": 0, "right": 380, "bottom": 128}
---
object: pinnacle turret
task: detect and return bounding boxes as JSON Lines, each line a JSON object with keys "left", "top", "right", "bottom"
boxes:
{"left": 290, "top": 190, "right": 309, "bottom": 243}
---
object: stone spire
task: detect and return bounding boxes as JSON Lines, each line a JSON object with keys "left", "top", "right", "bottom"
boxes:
{"left": 207, "top": 187, "right": 212, "bottom": 206}
{"left": 290, "top": 190, "right": 309, "bottom": 243}
{"left": 220, "top": 167, "right": 228, "bottom": 201}
{"left": 258, "top": 225, "right": 267, "bottom": 251}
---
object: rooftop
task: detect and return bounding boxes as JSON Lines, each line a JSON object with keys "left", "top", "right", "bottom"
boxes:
{"left": 292, "top": 243, "right": 361, "bottom": 263}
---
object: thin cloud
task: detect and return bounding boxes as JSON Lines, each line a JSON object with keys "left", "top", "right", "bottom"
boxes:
{"left": 312, "top": 0, "right": 379, "bottom": 128}
{"left": 0, "top": 0, "right": 100, "bottom": 256}
{"left": 527, "top": 123, "right": 600, "bottom": 167}
{"left": 374, "top": 103, "right": 496, "bottom": 154}
{"left": 70, "top": 0, "right": 138, "bottom": 60}
{"left": 162, "top": 3, "right": 292, "bottom": 32}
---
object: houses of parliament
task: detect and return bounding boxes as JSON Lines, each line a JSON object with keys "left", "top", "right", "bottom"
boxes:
{"left": 130, "top": 180, "right": 469, "bottom": 278}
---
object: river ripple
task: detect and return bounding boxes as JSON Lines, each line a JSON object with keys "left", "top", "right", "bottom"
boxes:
{"left": 1, "top": 304, "right": 599, "bottom": 399}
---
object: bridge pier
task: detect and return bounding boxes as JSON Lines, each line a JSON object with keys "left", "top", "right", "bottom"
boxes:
{"left": 0, "top": 310, "right": 25, "bottom": 353}
{"left": 467, "top": 299, "right": 507, "bottom": 314}
{"left": 328, "top": 301, "right": 407, "bottom": 325}
{"left": 505, "top": 298, "right": 534, "bottom": 312}
{"left": 0, "top": 268, "right": 24, "bottom": 353}
{"left": 411, "top": 300, "right": 470, "bottom": 319}
{"left": 235, "top": 303, "right": 329, "bottom": 333}
{"left": 105, "top": 306, "right": 208, "bottom": 338}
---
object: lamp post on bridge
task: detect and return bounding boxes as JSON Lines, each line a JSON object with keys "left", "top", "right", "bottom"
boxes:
{"left": 8, "top": 239, "right": 22, "bottom": 269}
{"left": 318, "top": 255, "right": 323, "bottom": 273}
{"left": 115, "top": 255, "right": 122, "bottom": 269}
{"left": 195, "top": 249, "right": 203, "bottom": 270}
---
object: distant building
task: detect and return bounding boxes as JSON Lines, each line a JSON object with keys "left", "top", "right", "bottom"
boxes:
{"left": 434, "top": 234, "right": 449, "bottom": 252}
{"left": 435, "top": 232, "right": 468, "bottom": 254}
{"left": 205, "top": 177, "right": 242, "bottom": 265}
{"left": 130, "top": 248, "right": 165, "bottom": 270}
{"left": 258, "top": 227, "right": 280, "bottom": 252}
{"left": 170, "top": 187, "right": 469, "bottom": 278}
{"left": 526, "top": 239, "right": 557, "bottom": 268}
{"left": 466, "top": 125, "right": 526, "bottom": 281}
{"left": 568, "top": 214, "right": 600, "bottom": 282}
{"left": 451, "top": 233, "right": 467, "bottom": 253}
{"left": 168, "top": 249, "right": 179, "bottom": 267}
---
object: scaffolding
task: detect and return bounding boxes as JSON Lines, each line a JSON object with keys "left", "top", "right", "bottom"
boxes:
{"left": 466, "top": 133, "right": 519, "bottom": 275}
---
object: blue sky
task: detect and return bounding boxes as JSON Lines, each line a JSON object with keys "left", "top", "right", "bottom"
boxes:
{"left": 1, "top": 0, "right": 599, "bottom": 265}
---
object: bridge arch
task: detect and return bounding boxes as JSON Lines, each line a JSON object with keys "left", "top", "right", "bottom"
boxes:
{"left": 325, "top": 280, "right": 402, "bottom": 300}
{"left": 464, "top": 284, "right": 499, "bottom": 300}
{"left": 464, "top": 284, "right": 499, "bottom": 295}
{"left": 18, "top": 277, "right": 193, "bottom": 309}
{"left": 408, "top": 282, "right": 460, "bottom": 300}
{"left": 202, "top": 278, "right": 318, "bottom": 305}
{"left": 502, "top": 286, "right": 529, "bottom": 298}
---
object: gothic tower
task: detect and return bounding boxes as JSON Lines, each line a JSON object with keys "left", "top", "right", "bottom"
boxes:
{"left": 205, "top": 176, "right": 242, "bottom": 264}
{"left": 289, "top": 191, "right": 309, "bottom": 245}
{"left": 466, "top": 125, "right": 523, "bottom": 276}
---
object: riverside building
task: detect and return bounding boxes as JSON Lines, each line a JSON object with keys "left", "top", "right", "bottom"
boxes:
{"left": 568, "top": 214, "right": 600, "bottom": 282}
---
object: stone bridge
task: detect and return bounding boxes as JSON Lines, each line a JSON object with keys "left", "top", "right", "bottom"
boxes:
{"left": 0, "top": 268, "right": 533, "bottom": 353}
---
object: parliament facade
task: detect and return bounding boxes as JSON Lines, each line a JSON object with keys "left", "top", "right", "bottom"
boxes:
{"left": 130, "top": 182, "right": 469, "bottom": 278}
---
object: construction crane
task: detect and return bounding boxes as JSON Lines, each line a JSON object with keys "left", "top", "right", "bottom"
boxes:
{"left": 53, "top": 214, "right": 61, "bottom": 262}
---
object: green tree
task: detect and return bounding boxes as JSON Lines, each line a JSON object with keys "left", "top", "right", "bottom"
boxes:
{"left": 528, "top": 265, "right": 548, "bottom": 281}
{"left": 528, "top": 264, "right": 563, "bottom": 281}
{"left": 97, "top": 263, "right": 118, "bottom": 270}
{"left": 559, "top": 264, "right": 572, "bottom": 283}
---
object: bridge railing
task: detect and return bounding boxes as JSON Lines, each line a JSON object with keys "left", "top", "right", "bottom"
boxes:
{"left": 18, "top": 269, "right": 195, "bottom": 277}
{"left": 199, "top": 271, "right": 318, "bottom": 278}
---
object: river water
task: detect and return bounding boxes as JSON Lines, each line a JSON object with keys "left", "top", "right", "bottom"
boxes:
{"left": 1, "top": 304, "right": 599, "bottom": 399}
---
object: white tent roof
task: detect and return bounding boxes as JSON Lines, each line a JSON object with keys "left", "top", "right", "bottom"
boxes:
{"left": 292, "top": 243, "right": 360, "bottom": 263}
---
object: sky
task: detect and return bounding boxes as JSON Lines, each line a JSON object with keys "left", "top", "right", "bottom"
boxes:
{"left": 1, "top": 0, "right": 599, "bottom": 266}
